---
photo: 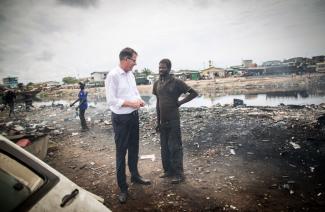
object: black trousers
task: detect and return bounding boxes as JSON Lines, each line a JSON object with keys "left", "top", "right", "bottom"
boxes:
{"left": 79, "top": 108, "right": 88, "bottom": 129}
{"left": 160, "top": 119, "right": 184, "bottom": 177}
{"left": 112, "top": 111, "right": 140, "bottom": 192}
{"left": 8, "top": 102, "right": 15, "bottom": 117}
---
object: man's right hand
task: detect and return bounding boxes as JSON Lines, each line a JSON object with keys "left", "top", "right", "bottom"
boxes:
{"left": 130, "top": 100, "right": 141, "bottom": 109}
{"left": 124, "top": 100, "right": 143, "bottom": 109}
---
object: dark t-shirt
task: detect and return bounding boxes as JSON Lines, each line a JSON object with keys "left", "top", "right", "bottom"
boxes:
{"left": 153, "top": 76, "right": 190, "bottom": 123}
{"left": 3, "top": 91, "right": 16, "bottom": 104}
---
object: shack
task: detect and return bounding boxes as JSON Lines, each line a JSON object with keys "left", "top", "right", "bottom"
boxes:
{"left": 200, "top": 67, "right": 225, "bottom": 79}
{"left": 175, "top": 70, "right": 200, "bottom": 80}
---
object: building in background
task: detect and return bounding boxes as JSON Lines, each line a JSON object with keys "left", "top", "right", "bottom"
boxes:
{"left": 242, "top": 60, "right": 253, "bottom": 68}
{"left": 174, "top": 70, "right": 201, "bottom": 80}
{"left": 312, "top": 55, "right": 325, "bottom": 64}
{"left": 89, "top": 71, "right": 109, "bottom": 87}
{"left": 200, "top": 67, "right": 225, "bottom": 79}
{"left": 90, "top": 71, "right": 109, "bottom": 82}
{"left": 262, "top": 60, "right": 283, "bottom": 67}
{"left": 2, "top": 77, "right": 18, "bottom": 88}
{"left": 316, "top": 62, "right": 325, "bottom": 73}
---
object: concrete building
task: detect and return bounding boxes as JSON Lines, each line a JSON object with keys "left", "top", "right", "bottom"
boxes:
{"left": 312, "top": 55, "right": 325, "bottom": 64}
{"left": 90, "top": 71, "right": 109, "bottom": 82}
{"left": 242, "top": 60, "right": 253, "bottom": 68}
{"left": 174, "top": 70, "right": 200, "bottom": 80}
{"left": 316, "top": 62, "right": 325, "bottom": 73}
{"left": 262, "top": 60, "right": 283, "bottom": 67}
{"left": 200, "top": 67, "right": 225, "bottom": 79}
{"left": 2, "top": 77, "right": 18, "bottom": 88}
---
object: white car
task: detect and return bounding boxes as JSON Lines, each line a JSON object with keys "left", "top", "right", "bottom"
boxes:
{"left": 0, "top": 135, "right": 111, "bottom": 212}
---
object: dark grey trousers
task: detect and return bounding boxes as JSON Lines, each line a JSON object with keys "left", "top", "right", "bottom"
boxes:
{"left": 160, "top": 119, "right": 184, "bottom": 176}
{"left": 7, "top": 102, "right": 15, "bottom": 117}
{"left": 112, "top": 111, "right": 140, "bottom": 192}
{"left": 79, "top": 108, "right": 88, "bottom": 129}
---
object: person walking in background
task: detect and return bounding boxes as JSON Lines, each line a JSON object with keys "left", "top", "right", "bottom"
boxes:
{"left": 70, "top": 82, "right": 89, "bottom": 131}
{"left": 1, "top": 89, "right": 16, "bottom": 118}
{"left": 105, "top": 47, "right": 151, "bottom": 204}
{"left": 153, "top": 58, "right": 198, "bottom": 184}
{"left": 23, "top": 91, "right": 34, "bottom": 111}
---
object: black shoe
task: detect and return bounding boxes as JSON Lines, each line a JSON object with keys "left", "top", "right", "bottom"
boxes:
{"left": 171, "top": 176, "right": 185, "bottom": 184}
{"left": 159, "top": 172, "right": 172, "bottom": 178}
{"left": 131, "top": 176, "right": 151, "bottom": 185}
{"left": 118, "top": 192, "right": 128, "bottom": 204}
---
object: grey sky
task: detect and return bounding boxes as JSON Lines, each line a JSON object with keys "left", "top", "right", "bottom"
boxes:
{"left": 0, "top": 0, "right": 324, "bottom": 83}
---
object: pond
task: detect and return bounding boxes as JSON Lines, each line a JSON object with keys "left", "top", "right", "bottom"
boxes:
{"left": 142, "top": 90, "right": 325, "bottom": 107}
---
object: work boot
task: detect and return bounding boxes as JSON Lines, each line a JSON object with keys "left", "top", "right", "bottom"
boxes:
{"left": 118, "top": 191, "right": 128, "bottom": 204}
{"left": 171, "top": 175, "right": 185, "bottom": 184}
{"left": 81, "top": 127, "right": 89, "bottom": 132}
{"left": 131, "top": 176, "right": 151, "bottom": 185}
{"left": 159, "top": 172, "right": 172, "bottom": 178}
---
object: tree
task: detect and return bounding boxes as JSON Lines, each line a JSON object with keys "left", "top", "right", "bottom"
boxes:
{"left": 62, "top": 76, "right": 78, "bottom": 84}
{"left": 27, "top": 82, "right": 34, "bottom": 87}
{"left": 141, "top": 68, "right": 152, "bottom": 77}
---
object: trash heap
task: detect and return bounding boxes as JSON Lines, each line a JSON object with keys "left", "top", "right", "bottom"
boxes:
{"left": 0, "top": 119, "right": 55, "bottom": 140}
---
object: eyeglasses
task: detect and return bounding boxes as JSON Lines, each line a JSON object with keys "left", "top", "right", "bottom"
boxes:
{"left": 127, "top": 58, "right": 137, "bottom": 63}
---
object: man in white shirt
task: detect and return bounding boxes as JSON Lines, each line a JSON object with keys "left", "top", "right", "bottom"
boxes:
{"left": 105, "top": 47, "right": 151, "bottom": 204}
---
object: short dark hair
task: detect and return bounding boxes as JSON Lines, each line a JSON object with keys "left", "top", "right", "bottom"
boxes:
{"left": 79, "top": 82, "right": 85, "bottom": 88}
{"left": 159, "top": 58, "right": 172, "bottom": 70}
{"left": 119, "top": 47, "right": 137, "bottom": 61}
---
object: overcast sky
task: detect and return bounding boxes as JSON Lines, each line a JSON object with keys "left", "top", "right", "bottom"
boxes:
{"left": 0, "top": 0, "right": 324, "bottom": 83}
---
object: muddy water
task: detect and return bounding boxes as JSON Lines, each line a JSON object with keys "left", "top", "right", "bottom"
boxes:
{"left": 143, "top": 89, "right": 325, "bottom": 107}
{"left": 35, "top": 74, "right": 325, "bottom": 107}
{"left": 35, "top": 91, "right": 325, "bottom": 108}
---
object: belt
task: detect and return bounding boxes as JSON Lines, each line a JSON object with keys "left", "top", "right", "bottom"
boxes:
{"left": 112, "top": 110, "right": 138, "bottom": 116}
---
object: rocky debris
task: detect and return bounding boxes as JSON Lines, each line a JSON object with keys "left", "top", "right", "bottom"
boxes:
{"left": 233, "top": 98, "right": 245, "bottom": 107}
{"left": 0, "top": 118, "right": 53, "bottom": 140}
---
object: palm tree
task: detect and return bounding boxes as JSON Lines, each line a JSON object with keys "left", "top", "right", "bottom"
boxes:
{"left": 141, "top": 68, "right": 152, "bottom": 77}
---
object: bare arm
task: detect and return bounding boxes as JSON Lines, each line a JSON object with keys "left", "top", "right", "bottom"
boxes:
{"left": 70, "top": 98, "right": 79, "bottom": 107}
{"left": 177, "top": 88, "right": 198, "bottom": 107}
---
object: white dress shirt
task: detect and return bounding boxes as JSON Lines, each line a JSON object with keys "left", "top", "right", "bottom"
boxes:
{"left": 105, "top": 66, "right": 142, "bottom": 114}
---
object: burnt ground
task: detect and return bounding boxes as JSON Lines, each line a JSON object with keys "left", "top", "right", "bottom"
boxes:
{"left": 1, "top": 103, "right": 325, "bottom": 211}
